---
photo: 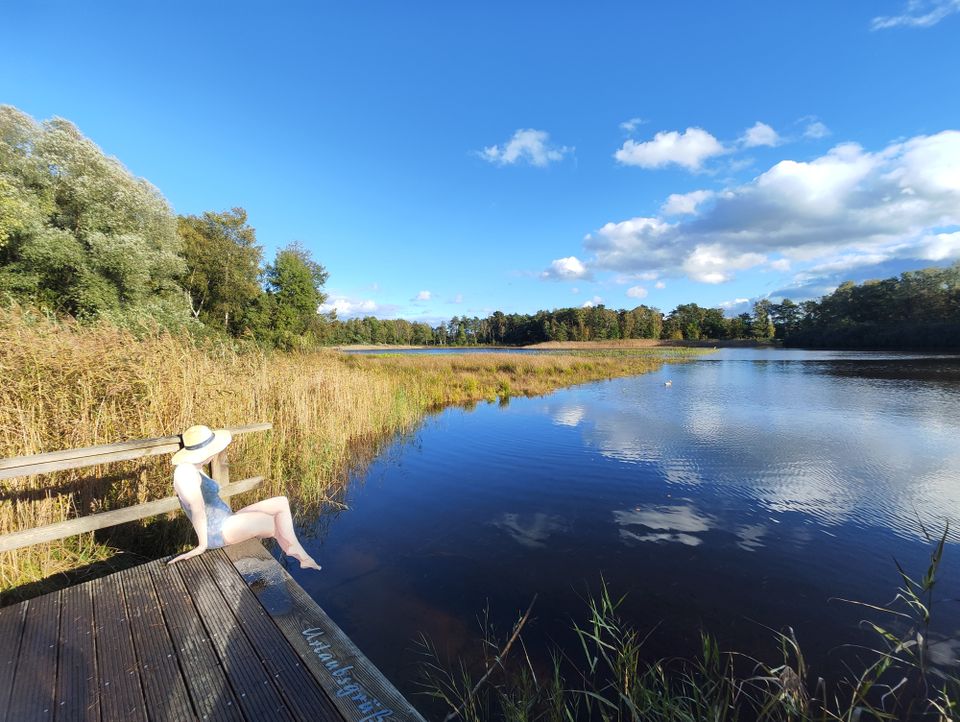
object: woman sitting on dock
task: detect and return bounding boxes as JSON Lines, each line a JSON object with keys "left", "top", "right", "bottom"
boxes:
{"left": 168, "top": 424, "right": 322, "bottom": 570}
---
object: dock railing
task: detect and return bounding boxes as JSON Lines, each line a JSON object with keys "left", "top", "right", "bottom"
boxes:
{"left": 0, "top": 422, "right": 272, "bottom": 553}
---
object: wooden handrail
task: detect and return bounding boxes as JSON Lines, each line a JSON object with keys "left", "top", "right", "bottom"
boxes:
{"left": 0, "top": 477, "right": 265, "bottom": 553}
{"left": 0, "top": 422, "right": 272, "bottom": 481}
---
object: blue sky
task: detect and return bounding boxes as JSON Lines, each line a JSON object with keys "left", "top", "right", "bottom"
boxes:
{"left": 3, "top": 1, "right": 959, "bottom": 322}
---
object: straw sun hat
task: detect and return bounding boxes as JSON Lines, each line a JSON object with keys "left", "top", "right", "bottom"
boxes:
{"left": 172, "top": 425, "right": 232, "bottom": 465}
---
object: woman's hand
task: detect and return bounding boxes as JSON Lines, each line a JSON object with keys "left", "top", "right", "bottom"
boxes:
{"left": 167, "top": 545, "right": 207, "bottom": 565}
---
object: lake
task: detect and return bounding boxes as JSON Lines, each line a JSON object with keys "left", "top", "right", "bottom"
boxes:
{"left": 284, "top": 349, "right": 960, "bottom": 709}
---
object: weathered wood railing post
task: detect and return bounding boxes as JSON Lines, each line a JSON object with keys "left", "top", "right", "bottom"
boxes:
{"left": 210, "top": 450, "right": 229, "bottom": 485}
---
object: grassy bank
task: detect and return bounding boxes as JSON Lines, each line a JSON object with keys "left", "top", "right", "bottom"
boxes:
{"left": 0, "top": 308, "right": 708, "bottom": 595}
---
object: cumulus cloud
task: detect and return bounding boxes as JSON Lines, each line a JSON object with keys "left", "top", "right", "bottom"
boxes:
{"left": 479, "top": 129, "right": 572, "bottom": 167}
{"left": 871, "top": 0, "right": 960, "bottom": 29}
{"left": 654, "top": 280, "right": 666, "bottom": 289}
{"left": 719, "top": 297, "right": 751, "bottom": 310}
{"left": 319, "top": 296, "right": 382, "bottom": 318}
{"left": 626, "top": 285, "right": 648, "bottom": 299}
{"left": 741, "top": 121, "right": 781, "bottom": 148}
{"left": 620, "top": 117, "right": 646, "bottom": 133}
{"left": 662, "top": 189, "right": 715, "bottom": 215}
{"left": 452, "top": 293, "right": 464, "bottom": 304}
{"left": 571, "top": 130, "right": 960, "bottom": 287}
{"left": 614, "top": 127, "right": 725, "bottom": 171}
{"left": 541, "top": 255, "right": 590, "bottom": 280}
{"left": 582, "top": 296, "right": 604, "bottom": 308}
{"left": 413, "top": 290, "right": 432, "bottom": 301}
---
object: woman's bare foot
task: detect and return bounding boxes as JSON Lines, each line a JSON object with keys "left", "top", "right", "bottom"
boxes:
{"left": 288, "top": 545, "right": 322, "bottom": 571}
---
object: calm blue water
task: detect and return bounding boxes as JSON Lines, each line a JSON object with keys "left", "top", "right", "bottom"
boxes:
{"left": 284, "top": 349, "right": 960, "bottom": 703}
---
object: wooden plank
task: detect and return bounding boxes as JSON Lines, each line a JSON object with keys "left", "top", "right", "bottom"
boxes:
{"left": 122, "top": 562, "right": 195, "bottom": 722}
{"left": 0, "top": 601, "right": 28, "bottom": 722}
{"left": 54, "top": 583, "right": 98, "bottom": 722}
{"left": 0, "top": 443, "right": 182, "bottom": 481}
{"left": 8, "top": 591, "right": 61, "bottom": 721}
{"left": 0, "top": 422, "right": 272, "bottom": 480}
{"left": 210, "top": 450, "right": 230, "bottom": 486}
{"left": 201, "top": 551, "right": 341, "bottom": 722}
{"left": 147, "top": 559, "right": 244, "bottom": 722}
{"left": 92, "top": 574, "right": 147, "bottom": 722}
{"left": 225, "top": 541, "right": 427, "bottom": 722}
{"left": 0, "top": 476, "right": 264, "bottom": 553}
{"left": 175, "top": 555, "right": 295, "bottom": 721}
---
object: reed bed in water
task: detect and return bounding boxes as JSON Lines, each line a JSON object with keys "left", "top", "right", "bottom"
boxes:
{"left": 0, "top": 308, "right": 707, "bottom": 595}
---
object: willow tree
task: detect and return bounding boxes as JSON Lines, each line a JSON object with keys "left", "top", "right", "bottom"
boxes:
{"left": 178, "top": 208, "right": 262, "bottom": 334}
{"left": 0, "top": 105, "right": 188, "bottom": 324}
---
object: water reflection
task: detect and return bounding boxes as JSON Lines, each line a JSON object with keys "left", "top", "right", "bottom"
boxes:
{"left": 614, "top": 505, "right": 710, "bottom": 546}
{"left": 492, "top": 512, "right": 567, "bottom": 548}
{"left": 551, "top": 405, "right": 586, "bottom": 427}
{"left": 575, "top": 356, "right": 960, "bottom": 542}
{"left": 288, "top": 349, "right": 960, "bottom": 707}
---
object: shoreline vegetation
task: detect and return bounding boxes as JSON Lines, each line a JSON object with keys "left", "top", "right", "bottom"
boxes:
{"left": 336, "top": 338, "right": 779, "bottom": 351}
{"left": 419, "top": 527, "right": 958, "bottom": 721}
{"left": 0, "top": 306, "right": 709, "bottom": 597}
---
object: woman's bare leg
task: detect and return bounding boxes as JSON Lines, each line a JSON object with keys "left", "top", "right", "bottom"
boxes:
{"left": 228, "top": 496, "right": 321, "bottom": 570}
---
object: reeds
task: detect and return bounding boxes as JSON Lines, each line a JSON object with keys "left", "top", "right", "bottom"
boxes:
{"left": 417, "top": 527, "right": 960, "bottom": 721}
{"left": 0, "top": 307, "right": 704, "bottom": 595}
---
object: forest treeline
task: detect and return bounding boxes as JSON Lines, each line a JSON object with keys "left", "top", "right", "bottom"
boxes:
{"left": 1, "top": 105, "right": 958, "bottom": 351}
{"left": 322, "top": 265, "right": 960, "bottom": 350}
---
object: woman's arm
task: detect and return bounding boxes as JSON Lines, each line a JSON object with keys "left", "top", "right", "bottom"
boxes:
{"left": 169, "top": 464, "right": 209, "bottom": 565}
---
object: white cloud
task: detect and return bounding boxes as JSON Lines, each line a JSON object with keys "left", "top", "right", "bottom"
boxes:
{"left": 681, "top": 244, "right": 767, "bottom": 284}
{"left": 803, "top": 120, "right": 831, "bottom": 139}
{"left": 582, "top": 296, "right": 604, "bottom": 308}
{"left": 917, "top": 231, "right": 960, "bottom": 260}
{"left": 453, "top": 293, "right": 464, "bottom": 304}
{"left": 620, "top": 117, "right": 646, "bottom": 133}
{"left": 614, "top": 127, "right": 725, "bottom": 171}
{"left": 479, "top": 129, "right": 572, "bottom": 167}
{"left": 654, "top": 280, "right": 666, "bottom": 289}
{"left": 871, "top": 0, "right": 960, "bottom": 29}
{"left": 570, "top": 130, "right": 960, "bottom": 286}
{"left": 413, "top": 290, "right": 432, "bottom": 301}
{"left": 662, "top": 189, "right": 714, "bottom": 215}
{"left": 319, "top": 296, "right": 380, "bottom": 318}
{"left": 541, "top": 255, "right": 590, "bottom": 280}
{"left": 719, "top": 297, "right": 751, "bottom": 310}
{"left": 741, "top": 121, "right": 781, "bottom": 148}
{"left": 626, "top": 285, "right": 648, "bottom": 299}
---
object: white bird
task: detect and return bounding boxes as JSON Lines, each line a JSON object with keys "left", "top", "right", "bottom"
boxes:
{"left": 664, "top": 380, "right": 672, "bottom": 387}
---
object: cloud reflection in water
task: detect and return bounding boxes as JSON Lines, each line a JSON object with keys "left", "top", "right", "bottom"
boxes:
{"left": 492, "top": 512, "right": 567, "bottom": 548}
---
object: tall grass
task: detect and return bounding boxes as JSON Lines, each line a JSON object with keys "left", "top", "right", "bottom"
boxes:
{"left": 0, "top": 307, "right": 705, "bottom": 595}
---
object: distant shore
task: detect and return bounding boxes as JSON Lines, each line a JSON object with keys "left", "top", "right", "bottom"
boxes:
{"left": 334, "top": 339, "right": 778, "bottom": 351}
{"left": 523, "top": 339, "right": 779, "bottom": 349}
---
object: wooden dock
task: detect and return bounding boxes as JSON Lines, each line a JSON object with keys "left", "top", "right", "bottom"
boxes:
{"left": 0, "top": 540, "right": 426, "bottom": 722}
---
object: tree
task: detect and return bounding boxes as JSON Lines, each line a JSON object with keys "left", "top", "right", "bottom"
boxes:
{"left": 261, "top": 242, "right": 328, "bottom": 348}
{"left": 0, "top": 105, "right": 188, "bottom": 323}
{"left": 751, "top": 300, "right": 775, "bottom": 340}
{"left": 178, "top": 208, "right": 262, "bottom": 334}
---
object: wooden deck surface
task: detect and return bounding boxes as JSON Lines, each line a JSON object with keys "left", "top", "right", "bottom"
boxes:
{"left": 0, "top": 540, "right": 426, "bottom": 722}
